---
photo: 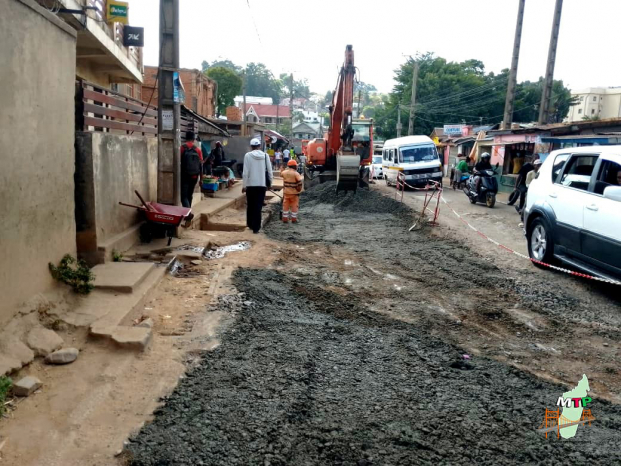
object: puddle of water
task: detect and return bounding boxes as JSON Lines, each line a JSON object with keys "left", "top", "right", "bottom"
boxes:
{"left": 177, "top": 245, "right": 205, "bottom": 253}
{"left": 169, "top": 259, "right": 181, "bottom": 275}
{"left": 203, "top": 241, "right": 251, "bottom": 260}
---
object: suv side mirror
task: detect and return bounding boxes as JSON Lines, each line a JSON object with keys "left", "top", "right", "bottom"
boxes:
{"left": 603, "top": 186, "right": 621, "bottom": 202}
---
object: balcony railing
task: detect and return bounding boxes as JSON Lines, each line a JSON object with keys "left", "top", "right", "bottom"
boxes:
{"left": 76, "top": 81, "right": 157, "bottom": 137}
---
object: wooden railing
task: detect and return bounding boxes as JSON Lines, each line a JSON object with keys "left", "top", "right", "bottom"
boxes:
{"left": 76, "top": 81, "right": 157, "bottom": 137}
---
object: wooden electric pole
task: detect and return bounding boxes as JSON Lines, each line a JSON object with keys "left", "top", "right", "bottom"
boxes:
{"left": 396, "top": 104, "right": 402, "bottom": 138}
{"left": 158, "top": 0, "right": 181, "bottom": 205}
{"left": 407, "top": 61, "right": 419, "bottom": 136}
{"left": 242, "top": 70, "right": 247, "bottom": 135}
{"left": 539, "top": 0, "right": 563, "bottom": 124}
{"left": 289, "top": 73, "right": 294, "bottom": 140}
{"left": 502, "top": 0, "right": 526, "bottom": 130}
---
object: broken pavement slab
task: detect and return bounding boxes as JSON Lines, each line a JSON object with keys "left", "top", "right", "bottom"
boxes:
{"left": 0, "top": 354, "right": 22, "bottom": 377}
{"left": 91, "top": 262, "right": 155, "bottom": 293}
{"left": 13, "top": 376, "right": 42, "bottom": 397}
{"left": 45, "top": 348, "right": 79, "bottom": 365}
{"left": 111, "top": 327, "right": 152, "bottom": 351}
{"left": 0, "top": 338, "right": 35, "bottom": 367}
{"left": 136, "top": 318, "right": 154, "bottom": 329}
{"left": 26, "top": 327, "right": 64, "bottom": 357}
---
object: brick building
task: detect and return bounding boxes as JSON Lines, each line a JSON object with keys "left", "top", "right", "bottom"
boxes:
{"left": 142, "top": 66, "right": 217, "bottom": 118}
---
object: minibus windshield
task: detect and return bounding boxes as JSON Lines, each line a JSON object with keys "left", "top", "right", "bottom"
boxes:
{"left": 400, "top": 145, "right": 438, "bottom": 163}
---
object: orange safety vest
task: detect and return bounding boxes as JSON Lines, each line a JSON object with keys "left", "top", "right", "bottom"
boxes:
{"left": 281, "top": 168, "right": 303, "bottom": 195}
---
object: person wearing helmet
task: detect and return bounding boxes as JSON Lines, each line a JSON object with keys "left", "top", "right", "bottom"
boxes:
{"left": 474, "top": 152, "right": 492, "bottom": 172}
{"left": 281, "top": 159, "right": 303, "bottom": 223}
{"left": 242, "top": 138, "right": 273, "bottom": 234}
{"left": 473, "top": 152, "right": 493, "bottom": 194}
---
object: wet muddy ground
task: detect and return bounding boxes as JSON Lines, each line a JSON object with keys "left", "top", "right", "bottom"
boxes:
{"left": 126, "top": 183, "right": 621, "bottom": 465}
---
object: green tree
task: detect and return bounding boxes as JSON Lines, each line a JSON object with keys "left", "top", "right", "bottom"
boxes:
{"left": 206, "top": 67, "right": 243, "bottom": 115}
{"left": 292, "top": 111, "right": 305, "bottom": 123}
{"left": 373, "top": 52, "right": 575, "bottom": 139}
{"left": 244, "top": 62, "right": 282, "bottom": 103}
{"left": 279, "top": 74, "right": 311, "bottom": 100}
{"left": 202, "top": 58, "right": 242, "bottom": 73}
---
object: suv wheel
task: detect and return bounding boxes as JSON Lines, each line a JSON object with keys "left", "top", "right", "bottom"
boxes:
{"left": 527, "top": 217, "right": 554, "bottom": 266}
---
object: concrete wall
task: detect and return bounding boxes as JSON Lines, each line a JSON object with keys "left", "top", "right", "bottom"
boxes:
{"left": 76, "top": 132, "right": 158, "bottom": 264}
{"left": 0, "top": 0, "right": 77, "bottom": 326}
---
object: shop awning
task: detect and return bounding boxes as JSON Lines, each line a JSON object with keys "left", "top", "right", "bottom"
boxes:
{"left": 541, "top": 135, "right": 621, "bottom": 145}
{"left": 265, "top": 129, "right": 289, "bottom": 143}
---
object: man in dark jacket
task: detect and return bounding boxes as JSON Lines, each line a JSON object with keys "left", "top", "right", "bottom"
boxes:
{"left": 180, "top": 131, "right": 203, "bottom": 208}
{"left": 210, "top": 141, "right": 225, "bottom": 167}
{"left": 514, "top": 159, "right": 535, "bottom": 214}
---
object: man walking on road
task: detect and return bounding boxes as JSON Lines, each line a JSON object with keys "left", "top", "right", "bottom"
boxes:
{"left": 515, "top": 158, "right": 535, "bottom": 214}
{"left": 283, "top": 147, "right": 290, "bottom": 166}
{"left": 274, "top": 149, "right": 282, "bottom": 169}
{"left": 242, "top": 138, "right": 273, "bottom": 234}
{"left": 180, "top": 131, "right": 203, "bottom": 208}
{"left": 281, "top": 159, "right": 303, "bottom": 223}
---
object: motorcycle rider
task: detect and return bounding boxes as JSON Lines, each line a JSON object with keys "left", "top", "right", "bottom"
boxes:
{"left": 473, "top": 152, "right": 492, "bottom": 193}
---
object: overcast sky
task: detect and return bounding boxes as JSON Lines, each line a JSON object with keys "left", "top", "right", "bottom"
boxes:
{"left": 130, "top": 0, "right": 621, "bottom": 95}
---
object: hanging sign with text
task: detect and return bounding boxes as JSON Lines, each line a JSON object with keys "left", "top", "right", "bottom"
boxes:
{"left": 108, "top": 0, "right": 129, "bottom": 25}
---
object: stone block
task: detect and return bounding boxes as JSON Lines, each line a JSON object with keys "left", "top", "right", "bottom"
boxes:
{"left": 45, "top": 348, "right": 79, "bottom": 365}
{"left": 136, "top": 318, "right": 154, "bottom": 329}
{"left": 0, "top": 354, "right": 22, "bottom": 376}
{"left": 26, "top": 328, "right": 64, "bottom": 357}
{"left": 112, "top": 327, "right": 152, "bottom": 351}
{"left": 91, "top": 262, "right": 155, "bottom": 293}
{"left": 13, "top": 376, "right": 42, "bottom": 397}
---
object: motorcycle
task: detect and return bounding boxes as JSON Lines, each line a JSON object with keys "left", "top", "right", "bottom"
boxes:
{"left": 464, "top": 167, "right": 499, "bottom": 208}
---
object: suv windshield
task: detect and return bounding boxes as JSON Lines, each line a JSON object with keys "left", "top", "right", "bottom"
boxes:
{"left": 400, "top": 145, "right": 438, "bottom": 163}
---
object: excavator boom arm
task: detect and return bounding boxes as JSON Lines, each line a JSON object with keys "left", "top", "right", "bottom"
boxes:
{"left": 327, "top": 45, "right": 356, "bottom": 158}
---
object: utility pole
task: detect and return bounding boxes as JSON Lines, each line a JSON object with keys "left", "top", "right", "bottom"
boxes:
{"left": 158, "top": 0, "right": 180, "bottom": 205}
{"left": 357, "top": 89, "right": 362, "bottom": 118}
{"left": 289, "top": 73, "right": 294, "bottom": 140}
{"left": 502, "top": 0, "right": 526, "bottom": 130}
{"left": 242, "top": 70, "right": 247, "bottom": 135}
{"left": 407, "top": 61, "right": 419, "bottom": 135}
{"left": 539, "top": 0, "right": 563, "bottom": 124}
{"left": 396, "top": 104, "right": 402, "bottom": 138}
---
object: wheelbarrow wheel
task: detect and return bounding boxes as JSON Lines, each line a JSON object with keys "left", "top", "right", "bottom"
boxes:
{"left": 139, "top": 223, "right": 153, "bottom": 243}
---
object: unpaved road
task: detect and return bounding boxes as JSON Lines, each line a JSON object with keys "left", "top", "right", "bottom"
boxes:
{"left": 126, "top": 183, "right": 621, "bottom": 465}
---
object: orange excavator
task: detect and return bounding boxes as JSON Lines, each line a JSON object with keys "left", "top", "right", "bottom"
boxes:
{"left": 306, "top": 45, "right": 373, "bottom": 193}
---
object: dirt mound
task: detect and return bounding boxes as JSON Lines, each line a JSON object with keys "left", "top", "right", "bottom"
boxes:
{"left": 302, "top": 181, "right": 412, "bottom": 217}
{"left": 126, "top": 268, "right": 621, "bottom": 465}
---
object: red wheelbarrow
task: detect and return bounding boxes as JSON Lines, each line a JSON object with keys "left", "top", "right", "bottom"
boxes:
{"left": 119, "top": 191, "right": 192, "bottom": 245}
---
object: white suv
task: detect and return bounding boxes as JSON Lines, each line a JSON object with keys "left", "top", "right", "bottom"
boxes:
{"left": 524, "top": 146, "right": 621, "bottom": 280}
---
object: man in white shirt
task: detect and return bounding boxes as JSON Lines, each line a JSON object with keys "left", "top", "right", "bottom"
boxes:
{"left": 242, "top": 138, "right": 274, "bottom": 234}
{"left": 274, "top": 149, "right": 282, "bottom": 169}
{"left": 283, "top": 148, "right": 290, "bottom": 165}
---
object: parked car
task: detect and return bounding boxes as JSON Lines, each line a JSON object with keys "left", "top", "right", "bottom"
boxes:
{"left": 524, "top": 146, "right": 621, "bottom": 280}
{"left": 372, "top": 155, "right": 383, "bottom": 179}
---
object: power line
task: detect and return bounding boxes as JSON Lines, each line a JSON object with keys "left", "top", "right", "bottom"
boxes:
{"left": 246, "top": 0, "right": 262, "bottom": 45}
{"left": 416, "top": 76, "right": 508, "bottom": 107}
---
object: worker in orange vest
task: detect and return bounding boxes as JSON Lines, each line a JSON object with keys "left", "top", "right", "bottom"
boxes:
{"left": 281, "top": 159, "right": 303, "bottom": 223}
